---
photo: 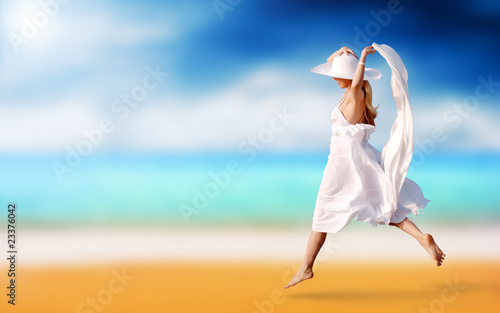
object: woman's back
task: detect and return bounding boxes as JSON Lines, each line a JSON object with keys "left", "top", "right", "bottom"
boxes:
{"left": 336, "top": 87, "right": 368, "bottom": 125}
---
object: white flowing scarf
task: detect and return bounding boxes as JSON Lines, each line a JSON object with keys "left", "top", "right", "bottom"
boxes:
{"left": 371, "top": 43, "right": 414, "bottom": 222}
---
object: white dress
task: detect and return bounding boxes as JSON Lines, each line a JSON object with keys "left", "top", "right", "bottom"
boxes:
{"left": 311, "top": 89, "right": 430, "bottom": 233}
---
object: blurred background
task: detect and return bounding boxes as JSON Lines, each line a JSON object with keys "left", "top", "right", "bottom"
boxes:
{"left": 1, "top": 0, "right": 500, "bottom": 312}
{"left": 1, "top": 0, "right": 498, "bottom": 231}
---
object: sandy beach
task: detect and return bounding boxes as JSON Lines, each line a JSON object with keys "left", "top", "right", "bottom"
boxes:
{"left": 1, "top": 260, "right": 499, "bottom": 313}
{"left": 1, "top": 226, "right": 499, "bottom": 312}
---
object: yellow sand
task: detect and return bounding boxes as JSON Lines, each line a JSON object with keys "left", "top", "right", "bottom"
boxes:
{"left": 1, "top": 260, "right": 499, "bottom": 313}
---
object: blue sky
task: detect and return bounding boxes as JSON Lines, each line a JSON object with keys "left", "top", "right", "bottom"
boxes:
{"left": 1, "top": 0, "right": 499, "bottom": 153}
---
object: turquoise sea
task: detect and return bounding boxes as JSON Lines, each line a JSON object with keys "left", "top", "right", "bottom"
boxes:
{"left": 1, "top": 150, "right": 499, "bottom": 228}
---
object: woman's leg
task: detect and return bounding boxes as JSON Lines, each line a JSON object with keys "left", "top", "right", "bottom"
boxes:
{"left": 284, "top": 230, "right": 327, "bottom": 289}
{"left": 389, "top": 217, "right": 446, "bottom": 266}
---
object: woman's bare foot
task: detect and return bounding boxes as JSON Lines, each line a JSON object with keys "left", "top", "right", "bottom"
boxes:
{"left": 419, "top": 234, "right": 446, "bottom": 266}
{"left": 284, "top": 265, "right": 314, "bottom": 289}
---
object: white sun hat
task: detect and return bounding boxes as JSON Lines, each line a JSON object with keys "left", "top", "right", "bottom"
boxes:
{"left": 311, "top": 53, "right": 381, "bottom": 80}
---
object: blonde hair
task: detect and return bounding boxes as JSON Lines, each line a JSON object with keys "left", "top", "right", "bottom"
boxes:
{"left": 361, "top": 80, "right": 379, "bottom": 126}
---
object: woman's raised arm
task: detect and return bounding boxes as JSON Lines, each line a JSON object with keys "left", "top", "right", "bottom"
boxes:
{"left": 351, "top": 45, "right": 377, "bottom": 90}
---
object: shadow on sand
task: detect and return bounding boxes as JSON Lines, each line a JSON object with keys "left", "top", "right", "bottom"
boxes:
{"left": 287, "top": 288, "right": 441, "bottom": 302}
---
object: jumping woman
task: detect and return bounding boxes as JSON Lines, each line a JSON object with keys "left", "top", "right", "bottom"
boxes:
{"left": 284, "top": 43, "right": 445, "bottom": 289}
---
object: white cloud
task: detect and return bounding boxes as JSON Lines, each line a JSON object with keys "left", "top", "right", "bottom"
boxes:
{"left": 412, "top": 98, "right": 500, "bottom": 150}
{"left": 0, "top": 102, "right": 99, "bottom": 151}
{"left": 1, "top": 1, "right": 195, "bottom": 88}
{"left": 1, "top": 67, "right": 499, "bottom": 152}
{"left": 116, "top": 67, "right": 338, "bottom": 151}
